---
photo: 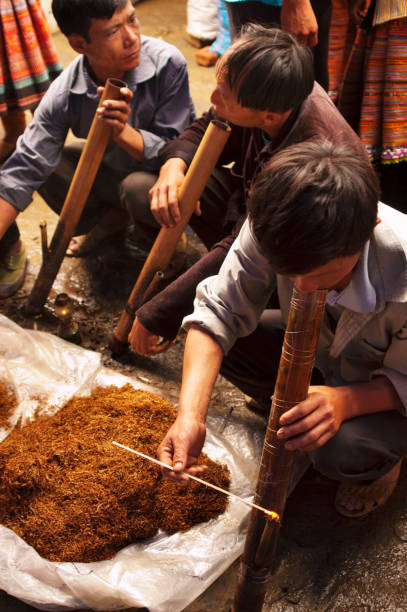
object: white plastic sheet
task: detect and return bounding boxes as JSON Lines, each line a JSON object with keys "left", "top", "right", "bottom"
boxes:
{"left": 0, "top": 315, "right": 264, "bottom": 611}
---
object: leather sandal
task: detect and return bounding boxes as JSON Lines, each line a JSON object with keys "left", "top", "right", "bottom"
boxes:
{"left": 66, "top": 214, "right": 127, "bottom": 257}
{"left": 334, "top": 479, "right": 398, "bottom": 518}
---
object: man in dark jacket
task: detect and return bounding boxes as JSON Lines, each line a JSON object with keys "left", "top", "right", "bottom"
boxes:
{"left": 129, "top": 24, "right": 366, "bottom": 356}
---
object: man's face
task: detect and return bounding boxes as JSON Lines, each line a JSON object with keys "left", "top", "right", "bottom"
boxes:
{"left": 288, "top": 252, "right": 362, "bottom": 293}
{"left": 79, "top": 0, "right": 141, "bottom": 81}
{"left": 210, "top": 68, "right": 267, "bottom": 128}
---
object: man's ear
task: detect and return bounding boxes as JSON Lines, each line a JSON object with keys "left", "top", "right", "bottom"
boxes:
{"left": 263, "top": 108, "right": 292, "bottom": 128}
{"left": 263, "top": 111, "right": 278, "bottom": 128}
{"left": 68, "top": 33, "right": 88, "bottom": 55}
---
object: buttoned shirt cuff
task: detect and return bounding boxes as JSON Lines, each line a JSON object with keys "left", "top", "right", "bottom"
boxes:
{"left": 137, "top": 129, "right": 169, "bottom": 163}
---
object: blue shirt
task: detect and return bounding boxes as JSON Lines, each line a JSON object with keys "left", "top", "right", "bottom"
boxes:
{"left": 225, "top": 0, "right": 282, "bottom": 7}
{"left": 0, "top": 36, "right": 195, "bottom": 212}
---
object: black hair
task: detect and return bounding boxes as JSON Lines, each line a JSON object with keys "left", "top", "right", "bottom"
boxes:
{"left": 218, "top": 24, "right": 314, "bottom": 112}
{"left": 247, "top": 140, "right": 380, "bottom": 274}
{"left": 52, "top": 0, "right": 129, "bottom": 40}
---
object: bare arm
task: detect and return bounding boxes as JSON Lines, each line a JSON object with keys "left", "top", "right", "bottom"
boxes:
{"left": 277, "top": 376, "right": 403, "bottom": 451}
{"left": 0, "top": 197, "right": 19, "bottom": 239}
{"left": 148, "top": 157, "right": 188, "bottom": 228}
{"left": 157, "top": 325, "right": 223, "bottom": 480}
{"left": 281, "top": 0, "right": 319, "bottom": 47}
{"left": 96, "top": 85, "right": 144, "bottom": 162}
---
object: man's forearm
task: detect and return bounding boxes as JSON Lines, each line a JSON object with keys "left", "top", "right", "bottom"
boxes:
{"left": 177, "top": 325, "right": 224, "bottom": 424}
{"left": 341, "top": 376, "right": 404, "bottom": 421}
{"left": 0, "top": 197, "right": 19, "bottom": 240}
{"left": 114, "top": 124, "right": 144, "bottom": 162}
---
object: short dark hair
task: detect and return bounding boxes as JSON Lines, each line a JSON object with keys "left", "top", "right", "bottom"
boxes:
{"left": 247, "top": 140, "right": 380, "bottom": 275}
{"left": 218, "top": 24, "right": 314, "bottom": 112}
{"left": 52, "top": 0, "right": 129, "bottom": 40}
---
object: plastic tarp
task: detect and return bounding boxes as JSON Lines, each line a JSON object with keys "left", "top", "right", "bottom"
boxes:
{"left": 0, "top": 315, "right": 264, "bottom": 611}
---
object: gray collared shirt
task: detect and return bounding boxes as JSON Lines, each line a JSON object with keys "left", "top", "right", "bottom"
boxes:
{"left": 184, "top": 203, "right": 407, "bottom": 412}
{"left": 0, "top": 35, "right": 195, "bottom": 212}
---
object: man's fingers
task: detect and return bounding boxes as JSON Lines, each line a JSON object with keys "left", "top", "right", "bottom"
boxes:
{"left": 283, "top": 419, "right": 330, "bottom": 451}
{"left": 119, "top": 86, "right": 133, "bottom": 102}
{"left": 307, "top": 32, "right": 318, "bottom": 47}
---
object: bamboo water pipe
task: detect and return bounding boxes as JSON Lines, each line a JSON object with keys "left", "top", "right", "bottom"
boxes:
{"left": 109, "top": 119, "right": 231, "bottom": 355}
{"left": 233, "top": 287, "right": 327, "bottom": 612}
{"left": 26, "top": 78, "right": 126, "bottom": 315}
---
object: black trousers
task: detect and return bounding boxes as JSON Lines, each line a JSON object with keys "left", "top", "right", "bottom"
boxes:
{"left": 0, "top": 222, "right": 20, "bottom": 255}
{"left": 226, "top": 0, "right": 333, "bottom": 91}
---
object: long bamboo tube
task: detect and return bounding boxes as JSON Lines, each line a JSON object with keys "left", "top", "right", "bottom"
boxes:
{"left": 25, "top": 78, "right": 126, "bottom": 315}
{"left": 233, "top": 287, "right": 327, "bottom": 612}
{"left": 109, "top": 119, "right": 231, "bottom": 355}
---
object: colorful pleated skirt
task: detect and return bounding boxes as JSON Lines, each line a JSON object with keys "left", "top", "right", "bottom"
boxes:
{"left": 0, "top": 0, "right": 62, "bottom": 115}
{"left": 328, "top": 0, "right": 357, "bottom": 102}
{"left": 338, "top": 17, "right": 407, "bottom": 164}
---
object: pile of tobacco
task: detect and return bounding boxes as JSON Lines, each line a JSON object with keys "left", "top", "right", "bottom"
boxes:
{"left": 0, "top": 381, "right": 17, "bottom": 429}
{"left": 0, "top": 384, "right": 230, "bottom": 562}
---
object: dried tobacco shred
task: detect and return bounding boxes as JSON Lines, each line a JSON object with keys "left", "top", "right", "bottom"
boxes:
{"left": 0, "top": 380, "right": 17, "bottom": 429}
{"left": 0, "top": 384, "right": 230, "bottom": 562}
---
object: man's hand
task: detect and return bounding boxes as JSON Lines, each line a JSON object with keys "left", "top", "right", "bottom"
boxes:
{"left": 348, "top": 0, "right": 370, "bottom": 24}
{"left": 96, "top": 85, "right": 133, "bottom": 139}
{"left": 128, "top": 317, "right": 173, "bottom": 356}
{"left": 157, "top": 415, "right": 207, "bottom": 482}
{"left": 149, "top": 157, "right": 200, "bottom": 228}
{"left": 277, "top": 385, "right": 348, "bottom": 451}
{"left": 281, "top": 0, "right": 318, "bottom": 47}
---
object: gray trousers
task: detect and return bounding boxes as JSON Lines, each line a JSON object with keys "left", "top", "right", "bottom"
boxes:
{"left": 221, "top": 311, "right": 407, "bottom": 484}
{"left": 38, "top": 141, "right": 159, "bottom": 250}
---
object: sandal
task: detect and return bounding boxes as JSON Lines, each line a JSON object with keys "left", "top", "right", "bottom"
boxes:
{"left": 66, "top": 229, "right": 110, "bottom": 257}
{"left": 334, "top": 479, "right": 398, "bottom": 518}
{"left": 66, "top": 216, "right": 127, "bottom": 258}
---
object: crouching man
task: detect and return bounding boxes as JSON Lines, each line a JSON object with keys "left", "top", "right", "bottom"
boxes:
{"left": 146, "top": 140, "right": 407, "bottom": 518}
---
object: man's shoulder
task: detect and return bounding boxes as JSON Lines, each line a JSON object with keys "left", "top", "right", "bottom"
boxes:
{"left": 42, "top": 55, "right": 86, "bottom": 101}
{"left": 140, "top": 35, "right": 187, "bottom": 68}
{"left": 377, "top": 202, "right": 407, "bottom": 247}
{"left": 295, "top": 83, "right": 363, "bottom": 150}
{"left": 372, "top": 203, "right": 407, "bottom": 302}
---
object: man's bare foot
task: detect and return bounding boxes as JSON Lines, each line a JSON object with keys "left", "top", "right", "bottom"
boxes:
{"left": 66, "top": 209, "right": 128, "bottom": 257}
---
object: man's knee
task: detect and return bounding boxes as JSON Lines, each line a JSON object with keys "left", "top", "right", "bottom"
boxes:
{"left": 119, "top": 171, "right": 157, "bottom": 218}
{"left": 310, "top": 418, "right": 404, "bottom": 482}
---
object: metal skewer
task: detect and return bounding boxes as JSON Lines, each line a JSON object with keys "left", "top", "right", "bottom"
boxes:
{"left": 112, "top": 441, "right": 280, "bottom": 522}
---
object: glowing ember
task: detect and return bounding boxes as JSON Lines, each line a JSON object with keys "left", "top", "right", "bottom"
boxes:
{"left": 264, "top": 509, "right": 280, "bottom": 523}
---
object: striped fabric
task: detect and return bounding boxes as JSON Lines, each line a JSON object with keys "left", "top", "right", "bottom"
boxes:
{"left": 0, "top": 0, "right": 62, "bottom": 115}
{"left": 328, "top": 0, "right": 357, "bottom": 102}
{"left": 374, "top": 0, "right": 407, "bottom": 25}
{"left": 339, "top": 17, "right": 407, "bottom": 164}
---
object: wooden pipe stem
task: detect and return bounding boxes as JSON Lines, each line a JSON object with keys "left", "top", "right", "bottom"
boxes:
{"left": 110, "top": 119, "right": 231, "bottom": 354}
{"left": 233, "top": 287, "right": 327, "bottom": 612}
{"left": 39, "top": 220, "right": 49, "bottom": 262}
{"left": 26, "top": 78, "right": 126, "bottom": 315}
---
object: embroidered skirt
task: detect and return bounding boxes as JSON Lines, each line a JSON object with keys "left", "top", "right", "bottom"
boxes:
{"left": 0, "top": 0, "right": 62, "bottom": 115}
{"left": 338, "top": 17, "right": 407, "bottom": 164}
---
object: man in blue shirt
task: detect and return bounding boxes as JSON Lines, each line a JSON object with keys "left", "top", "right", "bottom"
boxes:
{"left": 0, "top": 0, "right": 194, "bottom": 296}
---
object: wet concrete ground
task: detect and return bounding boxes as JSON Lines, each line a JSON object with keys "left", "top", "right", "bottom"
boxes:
{"left": 1, "top": 0, "right": 407, "bottom": 610}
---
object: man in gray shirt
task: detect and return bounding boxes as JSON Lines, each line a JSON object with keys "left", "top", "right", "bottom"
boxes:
{"left": 148, "top": 140, "right": 407, "bottom": 518}
{"left": 0, "top": 0, "right": 194, "bottom": 296}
